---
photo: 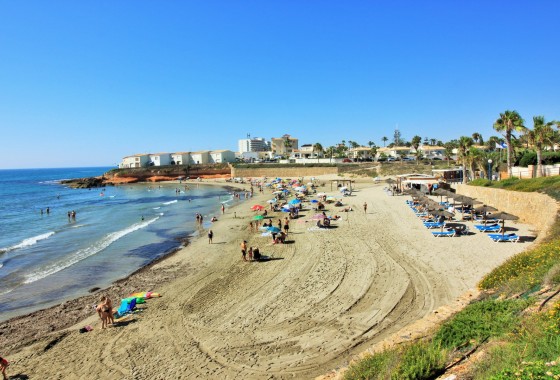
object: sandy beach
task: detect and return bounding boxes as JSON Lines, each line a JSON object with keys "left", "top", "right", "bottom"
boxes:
{"left": 0, "top": 176, "right": 536, "bottom": 379}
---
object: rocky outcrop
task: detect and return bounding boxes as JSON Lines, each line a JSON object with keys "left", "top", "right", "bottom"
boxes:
{"left": 60, "top": 176, "right": 108, "bottom": 188}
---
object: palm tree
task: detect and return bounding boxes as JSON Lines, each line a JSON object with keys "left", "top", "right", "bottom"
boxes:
{"left": 527, "top": 116, "right": 555, "bottom": 177}
{"left": 312, "top": 143, "right": 324, "bottom": 160}
{"left": 430, "top": 138, "right": 437, "bottom": 146}
{"left": 443, "top": 142, "right": 455, "bottom": 166}
{"left": 457, "top": 136, "right": 474, "bottom": 183}
{"left": 368, "top": 140, "right": 375, "bottom": 148}
{"left": 493, "top": 110, "right": 526, "bottom": 177}
{"left": 381, "top": 136, "right": 388, "bottom": 147}
{"left": 369, "top": 146, "right": 378, "bottom": 160}
{"left": 472, "top": 132, "right": 483, "bottom": 145}
{"left": 411, "top": 135, "right": 422, "bottom": 163}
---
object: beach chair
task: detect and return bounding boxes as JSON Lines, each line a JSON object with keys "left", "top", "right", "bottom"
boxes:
{"left": 114, "top": 297, "right": 137, "bottom": 319}
{"left": 474, "top": 223, "right": 501, "bottom": 232}
{"left": 488, "top": 233, "right": 520, "bottom": 243}
{"left": 432, "top": 230, "right": 456, "bottom": 237}
{"left": 423, "top": 221, "right": 444, "bottom": 229}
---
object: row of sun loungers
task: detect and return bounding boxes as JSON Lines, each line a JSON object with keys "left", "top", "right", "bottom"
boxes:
{"left": 407, "top": 200, "right": 520, "bottom": 242}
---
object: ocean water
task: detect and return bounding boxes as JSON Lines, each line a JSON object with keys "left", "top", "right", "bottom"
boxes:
{"left": 0, "top": 167, "right": 238, "bottom": 321}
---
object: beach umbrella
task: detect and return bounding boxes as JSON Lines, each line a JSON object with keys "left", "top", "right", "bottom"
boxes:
{"left": 267, "top": 199, "right": 277, "bottom": 204}
{"left": 253, "top": 215, "right": 264, "bottom": 220}
{"left": 488, "top": 211, "right": 519, "bottom": 236}
{"left": 272, "top": 191, "right": 283, "bottom": 194}
{"left": 288, "top": 199, "right": 301, "bottom": 205}
{"left": 474, "top": 205, "right": 498, "bottom": 213}
{"left": 473, "top": 204, "right": 498, "bottom": 224}
{"left": 267, "top": 226, "right": 281, "bottom": 233}
{"left": 251, "top": 205, "right": 265, "bottom": 211}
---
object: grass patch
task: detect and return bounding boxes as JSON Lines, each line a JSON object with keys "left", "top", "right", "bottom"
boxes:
{"left": 344, "top": 340, "right": 447, "bottom": 380}
{"left": 479, "top": 240, "right": 560, "bottom": 293}
{"left": 433, "top": 299, "right": 531, "bottom": 350}
{"left": 470, "top": 302, "right": 560, "bottom": 379}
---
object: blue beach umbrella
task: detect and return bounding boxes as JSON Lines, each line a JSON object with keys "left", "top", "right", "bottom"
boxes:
{"left": 288, "top": 199, "right": 301, "bottom": 205}
{"left": 267, "top": 226, "right": 281, "bottom": 233}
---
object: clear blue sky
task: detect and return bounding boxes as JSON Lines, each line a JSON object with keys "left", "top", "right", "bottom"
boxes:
{"left": 1, "top": 1, "right": 559, "bottom": 169}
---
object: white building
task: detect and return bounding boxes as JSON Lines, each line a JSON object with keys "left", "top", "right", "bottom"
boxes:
{"left": 148, "top": 153, "right": 172, "bottom": 166}
{"left": 348, "top": 146, "right": 374, "bottom": 160}
{"left": 238, "top": 137, "right": 270, "bottom": 153}
{"left": 171, "top": 152, "right": 194, "bottom": 165}
{"left": 119, "top": 154, "right": 151, "bottom": 168}
{"left": 190, "top": 151, "right": 210, "bottom": 165}
{"left": 209, "top": 150, "right": 236, "bottom": 163}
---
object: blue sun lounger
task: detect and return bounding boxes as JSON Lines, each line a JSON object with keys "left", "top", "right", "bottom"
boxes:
{"left": 432, "top": 230, "right": 456, "bottom": 237}
{"left": 488, "top": 233, "right": 520, "bottom": 243}
{"left": 474, "top": 223, "right": 501, "bottom": 232}
{"left": 424, "top": 221, "right": 445, "bottom": 229}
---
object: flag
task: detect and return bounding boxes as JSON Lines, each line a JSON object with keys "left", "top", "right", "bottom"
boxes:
{"left": 495, "top": 142, "right": 507, "bottom": 149}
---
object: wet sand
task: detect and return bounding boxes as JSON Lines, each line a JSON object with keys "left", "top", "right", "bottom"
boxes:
{"left": 0, "top": 177, "right": 536, "bottom": 379}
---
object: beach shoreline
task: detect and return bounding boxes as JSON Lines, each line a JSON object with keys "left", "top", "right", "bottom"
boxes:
{"left": 0, "top": 179, "right": 250, "bottom": 349}
{"left": 1, "top": 176, "right": 538, "bottom": 379}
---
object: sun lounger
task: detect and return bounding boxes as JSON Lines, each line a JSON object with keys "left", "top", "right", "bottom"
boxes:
{"left": 488, "top": 233, "right": 520, "bottom": 243}
{"left": 432, "top": 230, "right": 456, "bottom": 237}
{"left": 474, "top": 223, "right": 501, "bottom": 232}
{"left": 423, "top": 221, "right": 445, "bottom": 229}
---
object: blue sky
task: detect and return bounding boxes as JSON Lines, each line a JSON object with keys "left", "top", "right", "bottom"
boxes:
{"left": 1, "top": 1, "right": 559, "bottom": 168}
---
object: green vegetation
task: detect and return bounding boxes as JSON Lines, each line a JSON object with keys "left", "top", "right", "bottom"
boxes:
{"left": 345, "top": 177, "right": 560, "bottom": 379}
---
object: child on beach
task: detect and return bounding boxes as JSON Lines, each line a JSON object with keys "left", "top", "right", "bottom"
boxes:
{"left": 0, "top": 354, "right": 8, "bottom": 380}
{"left": 208, "top": 230, "right": 213, "bottom": 244}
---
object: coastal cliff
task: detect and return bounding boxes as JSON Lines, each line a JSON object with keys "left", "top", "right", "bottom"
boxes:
{"left": 61, "top": 164, "right": 232, "bottom": 188}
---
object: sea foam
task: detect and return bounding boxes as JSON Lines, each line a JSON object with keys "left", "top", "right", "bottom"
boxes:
{"left": 0, "top": 232, "right": 55, "bottom": 254}
{"left": 23, "top": 217, "right": 159, "bottom": 284}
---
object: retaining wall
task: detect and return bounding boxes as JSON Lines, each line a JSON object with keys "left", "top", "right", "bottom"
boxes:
{"left": 231, "top": 166, "right": 340, "bottom": 178}
{"left": 455, "top": 184, "right": 559, "bottom": 239}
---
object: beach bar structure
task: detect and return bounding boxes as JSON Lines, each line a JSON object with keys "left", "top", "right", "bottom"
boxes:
{"left": 431, "top": 168, "right": 464, "bottom": 183}
{"left": 396, "top": 173, "right": 439, "bottom": 193}
{"left": 330, "top": 179, "right": 355, "bottom": 192}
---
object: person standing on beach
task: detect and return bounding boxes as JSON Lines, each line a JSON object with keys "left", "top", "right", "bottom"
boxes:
{"left": 363, "top": 202, "right": 368, "bottom": 213}
{"left": 96, "top": 296, "right": 112, "bottom": 329}
{"left": 241, "top": 240, "right": 247, "bottom": 261}
{"left": 248, "top": 247, "right": 253, "bottom": 261}
{"left": 208, "top": 230, "right": 213, "bottom": 244}
{"left": 283, "top": 217, "right": 290, "bottom": 236}
{"left": 221, "top": 204, "right": 225, "bottom": 214}
{"left": 0, "top": 354, "right": 8, "bottom": 380}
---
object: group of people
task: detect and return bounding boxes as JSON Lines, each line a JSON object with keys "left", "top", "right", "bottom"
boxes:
{"left": 240, "top": 240, "right": 262, "bottom": 261}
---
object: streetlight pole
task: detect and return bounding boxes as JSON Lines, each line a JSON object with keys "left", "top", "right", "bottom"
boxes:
{"left": 488, "top": 159, "right": 493, "bottom": 180}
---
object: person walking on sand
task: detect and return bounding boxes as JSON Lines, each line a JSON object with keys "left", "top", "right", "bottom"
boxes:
{"left": 283, "top": 217, "right": 290, "bottom": 236}
{"left": 0, "top": 354, "right": 9, "bottom": 380}
{"left": 241, "top": 240, "right": 248, "bottom": 262}
{"left": 363, "top": 202, "right": 368, "bottom": 213}
{"left": 208, "top": 230, "right": 213, "bottom": 244}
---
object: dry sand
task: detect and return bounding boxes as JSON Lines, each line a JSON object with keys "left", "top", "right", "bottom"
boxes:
{"left": 1, "top": 177, "right": 536, "bottom": 379}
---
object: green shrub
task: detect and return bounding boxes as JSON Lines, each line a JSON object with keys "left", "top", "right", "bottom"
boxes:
{"left": 433, "top": 299, "right": 531, "bottom": 350}
{"left": 344, "top": 340, "right": 447, "bottom": 380}
{"left": 480, "top": 241, "right": 560, "bottom": 292}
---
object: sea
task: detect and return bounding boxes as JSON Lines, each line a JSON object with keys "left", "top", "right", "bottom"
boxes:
{"left": 0, "top": 167, "right": 239, "bottom": 322}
